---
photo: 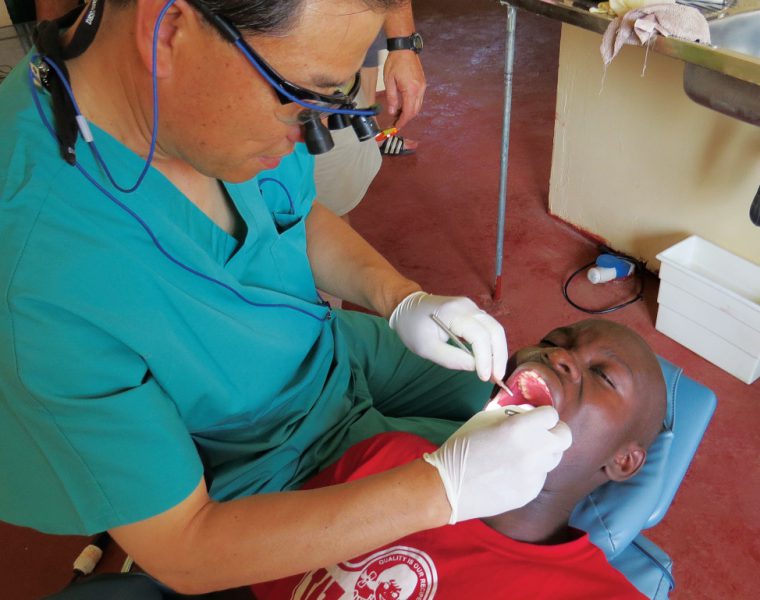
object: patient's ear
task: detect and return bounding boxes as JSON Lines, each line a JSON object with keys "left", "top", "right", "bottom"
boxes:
{"left": 604, "top": 442, "right": 647, "bottom": 482}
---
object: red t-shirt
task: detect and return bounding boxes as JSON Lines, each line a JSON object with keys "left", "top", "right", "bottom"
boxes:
{"left": 252, "top": 432, "right": 645, "bottom": 600}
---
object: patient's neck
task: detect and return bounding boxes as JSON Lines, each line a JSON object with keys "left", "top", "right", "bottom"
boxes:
{"left": 481, "top": 489, "right": 582, "bottom": 545}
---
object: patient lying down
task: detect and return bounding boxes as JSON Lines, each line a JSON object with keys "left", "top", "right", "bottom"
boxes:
{"left": 252, "top": 319, "right": 666, "bottom": 600}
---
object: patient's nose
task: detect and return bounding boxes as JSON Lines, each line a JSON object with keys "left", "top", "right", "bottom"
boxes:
{"left": 544, "top": 348, "right": 581, "bottom": 383}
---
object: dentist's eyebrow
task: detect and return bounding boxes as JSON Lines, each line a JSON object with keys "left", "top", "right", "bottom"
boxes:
{"left": 312, "top": 77, "right": 343, "bottom": 89}
{"left": 310, "top": 73, "right": 353, "bottom": 90}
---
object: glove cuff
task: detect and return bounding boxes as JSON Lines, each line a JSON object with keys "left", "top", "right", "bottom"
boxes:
{"left": 388, "top": 290, "right": 428, "bottom": 330}
{"left": 422, "top": 451, "right": 458, "bottom": 525}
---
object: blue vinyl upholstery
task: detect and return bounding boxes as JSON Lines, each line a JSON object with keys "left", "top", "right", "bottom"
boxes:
{"left": 611, "top": 535, "right": 675, "bottom": 600}
{"left": 44, "top": 573, "right": 189, "bottom": 600}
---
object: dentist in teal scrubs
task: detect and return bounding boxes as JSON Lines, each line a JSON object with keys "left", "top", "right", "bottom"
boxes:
{"left": 0, "top": 0, "right": 571, "bottom": 593}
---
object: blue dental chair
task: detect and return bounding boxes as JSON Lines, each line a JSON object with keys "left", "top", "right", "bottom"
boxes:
{"left": 44, "top": 357, "right": 716, "bottom": 600}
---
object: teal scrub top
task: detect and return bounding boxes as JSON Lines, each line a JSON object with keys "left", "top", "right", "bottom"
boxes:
{"left": 0, "top": 60, "right": 368, "bottom": 534}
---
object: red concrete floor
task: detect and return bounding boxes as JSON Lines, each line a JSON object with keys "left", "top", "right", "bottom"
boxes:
{"left": 2, "top": 1, "right": 759, "bottom": 598}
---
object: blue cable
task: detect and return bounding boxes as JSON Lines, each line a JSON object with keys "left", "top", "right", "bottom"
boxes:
{"left": 32, "top": 0, "right": 169, "bottom": 193}
{"left": 27, "top": 26, "right": 331, "bottom": 323}
{"left": 257, "top": 177, "right": 294, "bottom": 214}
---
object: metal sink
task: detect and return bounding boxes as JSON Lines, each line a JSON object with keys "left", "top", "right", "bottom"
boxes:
{"left": 709, "top": 10, "right": 760, "bottom": 55}
{"left": 684, "top": 11, "right": 760, "bottom": 125}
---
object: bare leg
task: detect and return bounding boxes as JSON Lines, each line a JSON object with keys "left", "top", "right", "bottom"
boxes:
{"left": 360, "top": 67, "right": 379, "bottom": 106}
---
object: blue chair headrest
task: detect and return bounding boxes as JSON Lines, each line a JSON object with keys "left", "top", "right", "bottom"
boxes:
{"left": 569, "top": 357, "right": 716, "bottom": 560}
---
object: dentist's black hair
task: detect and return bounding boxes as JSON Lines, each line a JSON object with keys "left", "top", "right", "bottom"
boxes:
{"left": 109, "top": 0, "right": 407, "bottom": 35}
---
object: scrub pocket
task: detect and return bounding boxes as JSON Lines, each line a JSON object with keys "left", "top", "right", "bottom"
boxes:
{"left": 272, "top": 211, "right": 301, "bottom": 235}
{"left": 268, "top": 211, "right": 320, "bottom": 301}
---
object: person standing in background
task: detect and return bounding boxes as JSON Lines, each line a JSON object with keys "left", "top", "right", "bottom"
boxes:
{"left": 314, "top": 2, "right": 424, "bottom": 222}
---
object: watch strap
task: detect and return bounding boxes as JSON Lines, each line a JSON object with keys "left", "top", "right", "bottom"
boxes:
{"left": 386, "top": 32, "right": 423, "bottom": 54}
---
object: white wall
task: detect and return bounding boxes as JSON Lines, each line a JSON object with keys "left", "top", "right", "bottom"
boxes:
{"left": 549, "top": 25, "right": 760, "bottom": 269}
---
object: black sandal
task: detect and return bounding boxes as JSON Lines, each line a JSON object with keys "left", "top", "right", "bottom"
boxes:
{"left": 378, "top": 134, "right": 416, "bottom": 156}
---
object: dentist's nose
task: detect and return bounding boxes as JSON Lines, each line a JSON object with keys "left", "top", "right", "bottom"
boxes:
{"left": 287, "top": 125, "right": 304, "bottom": 144}
{"left": 277, "top": 105, "right": 307, "bottom": 142}
{"left": 544, "top": 347, "right": 581, "bottom": 383}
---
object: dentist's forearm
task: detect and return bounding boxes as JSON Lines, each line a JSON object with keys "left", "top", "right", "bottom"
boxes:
{"left": 110, "top": 459, "right": 449, "bottom": 594}
{"left": 383, "top": 0, "right": 416, "bottom": 37}
{"left": 306, "top": 202, "right": 421, "bottom": 318}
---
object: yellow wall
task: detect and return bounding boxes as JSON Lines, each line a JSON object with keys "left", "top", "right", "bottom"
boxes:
{"left": 1, "top": 3, "right": 12, "bottom": 27}
{"left": 549, "top": 25, "right": 760, "bottom": 268}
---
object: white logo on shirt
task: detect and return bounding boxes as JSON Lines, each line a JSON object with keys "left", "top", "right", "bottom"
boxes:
{"left": 290, "top": 545, "right": 437, "bottom": 599}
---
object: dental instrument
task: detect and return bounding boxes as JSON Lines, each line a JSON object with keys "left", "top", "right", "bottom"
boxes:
{"left": 430, "top": 314, "right": 514, "bottom": 396}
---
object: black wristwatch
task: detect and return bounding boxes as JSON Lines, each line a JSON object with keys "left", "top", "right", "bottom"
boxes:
{"left": 386, "top": 32, "right": 423, "bottom": 54}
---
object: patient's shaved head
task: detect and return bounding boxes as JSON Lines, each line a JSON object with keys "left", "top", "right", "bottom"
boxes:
{"left": 503, "top": 319, "right": 667, "bottom": 495}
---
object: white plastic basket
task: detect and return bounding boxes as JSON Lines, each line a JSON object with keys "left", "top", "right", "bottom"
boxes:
{"left": 656, "top": 235, "right": 760, "bottom": 384}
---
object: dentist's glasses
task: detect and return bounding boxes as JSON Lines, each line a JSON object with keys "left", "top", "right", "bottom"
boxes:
{"left": 184, "top": 0, "right": 380, "bottom": 153}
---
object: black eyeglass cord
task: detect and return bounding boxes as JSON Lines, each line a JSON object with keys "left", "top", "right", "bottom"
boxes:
{"left": 562, "top": 247, "right": 646, "bottom": 314}
{"left": 32, "top": 1, "right": 102, "bottom": 164}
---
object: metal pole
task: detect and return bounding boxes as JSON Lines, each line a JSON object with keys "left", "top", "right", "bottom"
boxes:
{"left": 493, "top": 5, "right": 517, "bottom": 302}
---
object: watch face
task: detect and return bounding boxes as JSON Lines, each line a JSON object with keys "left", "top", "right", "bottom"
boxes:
{"left": 411, "top": 32, "right": 423, "bottom": 53}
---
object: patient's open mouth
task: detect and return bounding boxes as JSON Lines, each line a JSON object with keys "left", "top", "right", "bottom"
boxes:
{"left": 492, "top": 369, "right": 554, "bottom": 408}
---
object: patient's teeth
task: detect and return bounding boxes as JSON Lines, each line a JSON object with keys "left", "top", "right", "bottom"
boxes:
{"left": 516, "top": 370, "right": 552, "bottom": 405}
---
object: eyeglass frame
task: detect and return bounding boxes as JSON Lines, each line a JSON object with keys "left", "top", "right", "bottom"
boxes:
{"left": 184, "top": 0, "right": 378, "bottom": 117}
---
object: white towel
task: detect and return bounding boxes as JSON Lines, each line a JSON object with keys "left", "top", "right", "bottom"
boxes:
{"left": 600, "top": 4, "right": 711, "bottom": 66}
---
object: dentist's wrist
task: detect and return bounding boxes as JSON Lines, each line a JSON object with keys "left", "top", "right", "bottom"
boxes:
{"left": 409, "top": 458, "right": 453, "bottom": 528}
{"left": 379, "top": 283, "right": 423, "bottom": 320}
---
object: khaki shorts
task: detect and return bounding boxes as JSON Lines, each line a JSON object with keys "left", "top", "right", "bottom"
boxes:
{"left": 313, "top": 89, "right": 382, "bottom": 216}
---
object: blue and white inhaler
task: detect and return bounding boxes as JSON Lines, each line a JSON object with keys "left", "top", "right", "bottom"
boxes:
{"left": 587, "top": 254, "right": 635, "bottom": 284}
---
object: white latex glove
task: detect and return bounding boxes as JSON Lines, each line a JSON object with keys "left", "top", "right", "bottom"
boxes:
{"left": 423, "top": 405, "right": 572, "bottom": 524}
{"left": 389, "top": 291, "right": 508, "bottom": 382}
